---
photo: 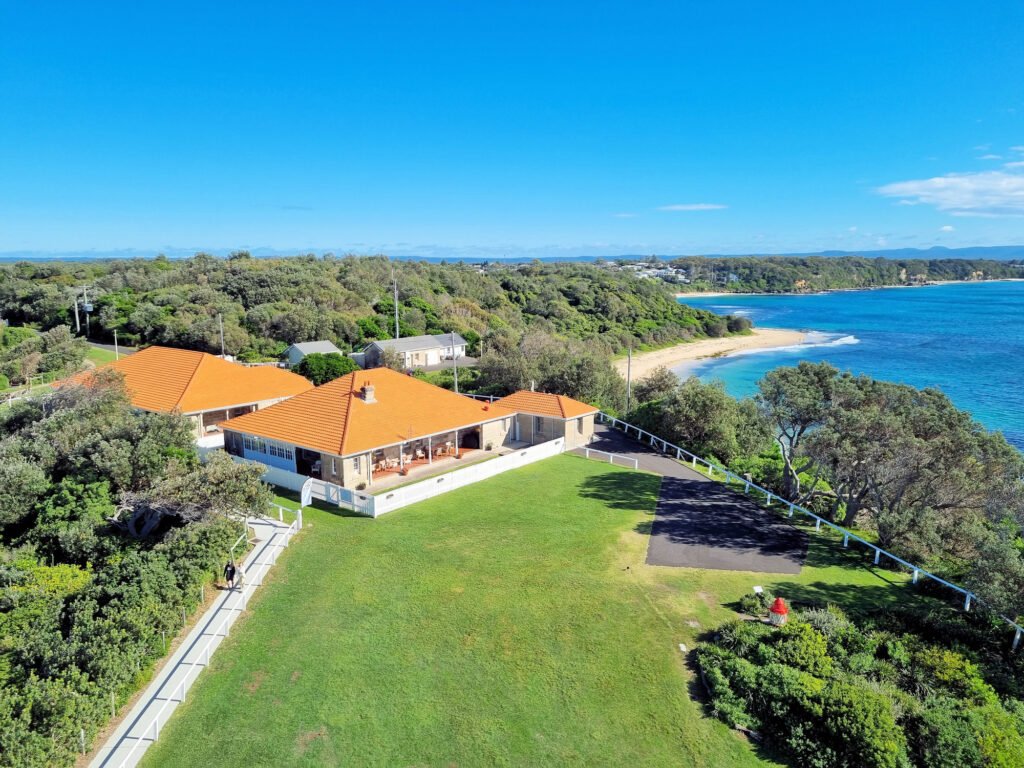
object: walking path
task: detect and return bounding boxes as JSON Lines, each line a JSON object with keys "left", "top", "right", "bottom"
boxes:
{"left": 579, "top": 426, "right": 807, "bottom": 573}
{"left": 90, "top": 516, "right": 297, "bottom": 768}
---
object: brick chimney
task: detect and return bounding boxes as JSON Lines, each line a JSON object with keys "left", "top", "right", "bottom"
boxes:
{"left": 361, "top": 382, "right": 376, "bottom": 403}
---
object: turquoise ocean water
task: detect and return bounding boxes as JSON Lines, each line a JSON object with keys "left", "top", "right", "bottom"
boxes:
{"left": 675, "top": 281, "right": 1024, "bottom": 450}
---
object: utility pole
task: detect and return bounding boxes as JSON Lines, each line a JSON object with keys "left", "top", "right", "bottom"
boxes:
{"left": 451, "top": 331, "right": 459, "bottom": 394}
{"left": 392, "top": 268, "right": 400, "bottom": 339}
{"left": 83, "top": 287, "right": 90, "bottom": 338}
{"left": 218, "top": 313, "right": 226, "bottom": 357}
{"left": 626, "top": 347, "right": 632, "bottom": 415}
{"left": 114, "top": 330, "right": 119, "bottom": 360}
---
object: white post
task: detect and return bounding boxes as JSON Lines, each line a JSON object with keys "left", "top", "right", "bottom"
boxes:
{"left": 843, "top": 533, "right": 849, "bottom": 547}
{"left": 913, "top": 569, "right": 919, "bottom": 583}
{"left": 1014, "top": 628, "right": 1021, "bottom": 651}
{"left": 766, "top": 493, "right": 773, "bottom": 505}
{"left": 964, "top": 593, "right": 972, "bottom": 611}
{"left": 676, "top": 448, "right": 681, "bottom": 459}
{"left": 745, "top": 482, "right": 750, "bottom": 494}
{"left": 814, "top": 518, "right": 821, "bottom": 532}
{"left": 874, "top": 549, "right": 881, "bottom": 565}
{"left": 428, "top": 435, "right": 432, "bottom": 463}
{"left": 691, "top": 457, "right": 696, "bottom": 468}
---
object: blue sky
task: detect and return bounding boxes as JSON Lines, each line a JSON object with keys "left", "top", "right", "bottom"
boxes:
{"left": 2, "top": 2, "right": 1023, "bottom": 258}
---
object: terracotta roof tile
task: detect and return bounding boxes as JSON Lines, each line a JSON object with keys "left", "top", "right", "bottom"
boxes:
{"left": 492, "top": 390, "right": 598, "bottom": 419}
{"left": 221, "top": 367, "right": 518, "bottom": 456}
{"left": 72, "top": 346, "right": 313, "bottom": 413}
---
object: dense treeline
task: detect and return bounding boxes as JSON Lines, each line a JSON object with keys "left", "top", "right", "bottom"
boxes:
{"left": 665, "top": 254, "right": 1024, "bottom": 293}
{"left": 0, "top": 253, "right": 729, "bottom": 363}
{"left": 624, "top": 363, "right": 1024, "bottom": 619}
{"left": 0, "top": 375, "right": 271, "bottom": 767}
{"left": 698, "top": 601, "right": 1024, "bottom": 768}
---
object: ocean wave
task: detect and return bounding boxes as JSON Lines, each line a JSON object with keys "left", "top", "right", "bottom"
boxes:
{"left": 731, "top": 332, "right": 860, "bottom": 357}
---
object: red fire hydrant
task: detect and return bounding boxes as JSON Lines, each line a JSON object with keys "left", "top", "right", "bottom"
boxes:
{"left": 769, "top": 597, "right": 789, "bottom": 627}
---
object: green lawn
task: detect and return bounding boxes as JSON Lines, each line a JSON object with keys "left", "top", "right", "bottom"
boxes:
{"left": 143, "top": 454, "right": 916, "bottom": 768}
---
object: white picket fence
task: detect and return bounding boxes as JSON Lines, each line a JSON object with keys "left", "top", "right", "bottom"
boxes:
{"left": 598, "top": 412, "right": 1024, "bottom": 650}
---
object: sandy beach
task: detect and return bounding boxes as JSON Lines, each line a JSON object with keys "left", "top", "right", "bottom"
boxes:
{"left": 614, "top": 328, "right": 807, "bottom": 380}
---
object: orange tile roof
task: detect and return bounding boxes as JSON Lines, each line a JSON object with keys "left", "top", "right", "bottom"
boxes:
{"left": 221, "top": 367, "right": 517, "bottom": 456}
{"left": 493, "top": 390, "right": 598, "bottom": 419}
{"left": 73, "top": 346, "right": 313, "bottom": 414}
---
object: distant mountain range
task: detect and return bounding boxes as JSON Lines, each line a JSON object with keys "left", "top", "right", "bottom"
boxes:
{"left": 2, "top": 244, "right": 1023, "bottom": 263}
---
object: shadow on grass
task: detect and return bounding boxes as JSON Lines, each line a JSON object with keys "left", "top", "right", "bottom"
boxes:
{"left": 578, "top": 472, "right": 662, "bottom": 511}
{"left": 765, "top": 579, "right": 916, "bottom": 616}
{"left": 271, "top": 486, "right": 371, "bottom": 519}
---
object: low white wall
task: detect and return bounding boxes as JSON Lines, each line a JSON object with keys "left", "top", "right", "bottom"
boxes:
{"left": 371, "top": 437, "right": 565, "bottom": 516}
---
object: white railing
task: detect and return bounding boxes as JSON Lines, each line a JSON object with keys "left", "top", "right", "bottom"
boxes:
{"left": 598, "top": 412, "right": 1024, "bottom": 650}
{"left": 463, "top": 393, "right": 498, "bottom": 402}
{"left": 579, "top": 446, "right": 639, "bottom": 469}
{"left": 109, "top": 511, "right": 299, "bottom": 768}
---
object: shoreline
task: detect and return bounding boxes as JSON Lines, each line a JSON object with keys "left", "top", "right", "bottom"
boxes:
{"left": 674, "top": 277, "right": 1024, "bottom": 300}
{"left": 614, "top": 328, "right": 807, "bottom": 380}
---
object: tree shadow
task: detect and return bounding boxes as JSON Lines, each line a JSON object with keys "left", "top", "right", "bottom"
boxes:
{"left": 764, "top": 579, "right": 918, "bottom": 617}
{"left": 577, "top": 472, "right": 662, "bottom": 511}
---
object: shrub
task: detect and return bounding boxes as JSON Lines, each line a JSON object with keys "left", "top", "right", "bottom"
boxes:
{"left": 738, "top": 589, "right": 773, "bottom": 616}
{"left": 775, "top": 621, "right": 834, "bottom": 677}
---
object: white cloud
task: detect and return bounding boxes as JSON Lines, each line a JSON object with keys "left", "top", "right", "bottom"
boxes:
{"left": 978, "top": 154, "right": 1002, "bottom": 160}
{"left": 877, "top": 237, "right": 888, "bottom": 246}
{"left": 656, "top": 203, "right": 728, "bottom": 211}
{"left": 612, "top": 213, "right": 639, "bottom": 218}
{"left": 1011, "top": 146, "right": 1024, "bottom": 152}
{"left": 1005, "top": 161, "right": 1024, "bottom": 169}
{"left": 876, "top": 170, "right": 1024, "bottom": 217}
{"left": 974, "top": 144, "right": 991, "bottom": 150}
{"left": 940, "top": 225, "right": 955, "bottom": 231}
{"left": 847, "top": 226, "right": 858, "bottom": 231}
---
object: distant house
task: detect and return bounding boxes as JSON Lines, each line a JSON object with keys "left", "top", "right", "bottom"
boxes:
{"left": 282, "top": 340, "right": 344, "bottom": 368}
{"left": 362, "top": 334, "right": 467, "bottom": 369}
{"left": 70, "top": 346, "right": 314, "bottom": 438}
{"left": 492, "top": 390, "right": 598, "bottom": 448}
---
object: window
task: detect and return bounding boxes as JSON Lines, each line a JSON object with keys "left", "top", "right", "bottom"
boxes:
{"left": 535, "top": 416, "right": 544, "bottom": 433}
{"left": 353, "top": 456, "right": 361, "bottom": 474}
{"left": 577, "top": 417, "right": 584, "bottom": 434}
{"left": 331, "top": 458, "right": 337, "bottom": 475}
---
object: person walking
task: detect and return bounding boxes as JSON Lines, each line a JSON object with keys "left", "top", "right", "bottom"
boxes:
{"left": 223, "top": 560, "right": 236, "bottom": 589}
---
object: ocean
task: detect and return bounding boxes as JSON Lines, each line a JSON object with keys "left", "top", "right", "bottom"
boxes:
{"left": 675, "top": 281, "right": 1024, "bottom": 451}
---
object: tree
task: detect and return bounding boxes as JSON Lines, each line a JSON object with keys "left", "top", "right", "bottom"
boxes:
{"left": 379, "top": 347, "right": 405, "bottom": 371}
{"left": 632, "top": 366, "right": 677, "bottom": 405}
{"left": 756, "top": 361, "right": 839, "bottom": 499}
{"left": 293, "top": 352, "right": 359, "bottom": 385}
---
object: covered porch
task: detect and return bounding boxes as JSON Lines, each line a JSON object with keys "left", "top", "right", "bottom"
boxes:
{"left": 367, "top": 426, "right": 482, "bottom": 480}
{"left": 368, "top": 440, "right": 527, "bottom": 492}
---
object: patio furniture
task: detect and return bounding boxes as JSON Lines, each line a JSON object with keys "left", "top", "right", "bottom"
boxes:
{"left": 415, "top": 448, "right": 425, "bottom": 459}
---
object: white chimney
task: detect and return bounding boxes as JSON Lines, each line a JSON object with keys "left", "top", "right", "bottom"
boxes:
{"left": 361, "top": 383, "right": 376, "bottom": 403}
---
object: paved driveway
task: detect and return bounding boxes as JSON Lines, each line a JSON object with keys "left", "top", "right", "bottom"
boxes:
{"left": 580, "top": 426, "right": 807, "bottom": 574}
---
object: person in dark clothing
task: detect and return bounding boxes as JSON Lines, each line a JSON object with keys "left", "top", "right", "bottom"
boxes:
{"left": 223, "top": 560, "right": 236, "bottom": 589}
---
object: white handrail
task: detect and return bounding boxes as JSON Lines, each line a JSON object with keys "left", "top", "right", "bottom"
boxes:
{"left": 597, "top": 412, "right": 1023, "bottom": 647}
{"left": 110, "top": 516, "right": 298, "bottom": 767}
{"left": 580, "top": 446, "right": 639, "bottom": 470}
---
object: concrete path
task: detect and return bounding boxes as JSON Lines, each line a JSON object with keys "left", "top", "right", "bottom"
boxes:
{"left": 579, "top": 426, "right": 807, "bottom": 574}
{"left": 90, "top": 516, "right": 297, "bottom": 768}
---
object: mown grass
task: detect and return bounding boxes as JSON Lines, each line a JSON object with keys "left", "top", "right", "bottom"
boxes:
{"left": 143, "top": 454, "right": 918, "bottom": 768}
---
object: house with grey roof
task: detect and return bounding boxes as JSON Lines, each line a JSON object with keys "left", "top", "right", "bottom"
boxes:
{"left": 362, "top": 333, "right": 467, "bottom": 369}
{"left": 283, "top": 340, "right": 344, "bottom": 368}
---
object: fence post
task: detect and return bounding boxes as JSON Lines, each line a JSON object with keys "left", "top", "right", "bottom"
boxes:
{"left": 874, "top": 549, "right": 881, "bottom": 565}
{"left": 964, "top": 594, "right": 972, "bottom": 611}
{"left": 843, "top": 533, "right": 849, "bottom": 547}
{"left": 766, "top": 492, "right": 773, "bottom": 505}
{"left": 1014, "top": 628, "right": 1021, "bottom": 651}
{"left": 788, "top": 502, "right": 795, "bottom": 518}
{"left": 912, "top": 569, "right": 918, "bottom": 583}
{"left": 676, "top": 448, "right": 681, "bottom": 459}
{"left": 814, "top": 518, "right": 821, "bottom": 532}
{"left": 80, "top": 728, "right": 86, "bottom": 755}
{"left": 691, "top": 457, "right": 696, "bottom": 468}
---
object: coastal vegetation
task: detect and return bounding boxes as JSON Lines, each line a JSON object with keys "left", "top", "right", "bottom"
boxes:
{"left": 698, "top": 602, "right": 1024, "bottom": 768}
{"left": 0, "top": 252, "right": 728, "bottom": 359}
{"left": 662, "top": 254, "right": 1024, "bottom": 293}
{"left": 0, "top": 376, "right": 270, "bottom": 767}
{"left": 625, "top": 362, "right": 1024, "bottom": 621}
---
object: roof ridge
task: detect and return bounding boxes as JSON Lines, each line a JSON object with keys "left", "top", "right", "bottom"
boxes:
{"left": 556, "top": 393, "right": 568, "bottom": 418}
{"left": 172, "top": 349, "right": 208, "bottom": 410}
{"left": 336, "top": 371, "right": 359, "bottom": 455}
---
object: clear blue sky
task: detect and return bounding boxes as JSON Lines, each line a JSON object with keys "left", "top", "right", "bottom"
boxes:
{"left": 2, "top": 2, "right": 1023, "bottom": 258}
